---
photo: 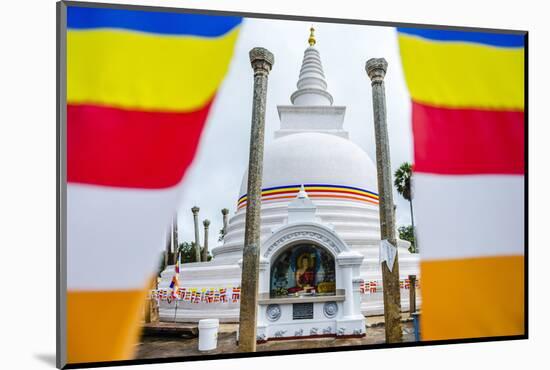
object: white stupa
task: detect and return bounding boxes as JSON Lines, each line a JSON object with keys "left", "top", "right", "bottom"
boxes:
{"left": 159, "top": 28, "right": 420, "bottom": 322}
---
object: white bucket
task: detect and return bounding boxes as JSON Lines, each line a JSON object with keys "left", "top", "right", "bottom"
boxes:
{"left": 198, "top": 319, "right": 219, "bottom": 351}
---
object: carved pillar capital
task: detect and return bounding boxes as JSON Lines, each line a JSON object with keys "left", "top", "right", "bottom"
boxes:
{"left": 365, "top": 58, "right": 388, "bottom": 84}
{"left": 249, "top": 47, "right": 274, "bottom": 76}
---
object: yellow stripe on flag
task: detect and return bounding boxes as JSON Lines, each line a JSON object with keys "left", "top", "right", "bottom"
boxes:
{"left": 67, "top": 289, "right": 147, "bottom": 364}
{"left": 68, "top": 28, "right": 240, "bottom": 111}
{"left": 420, "top": 255, "right": 524, "bottom": 341}
{"left": 398, "top": 34, "right": 524, "bottom": 110}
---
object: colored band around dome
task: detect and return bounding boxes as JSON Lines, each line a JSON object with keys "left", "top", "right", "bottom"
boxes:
{"left": 237, "top": 184, "right": 379, "bottom": 209}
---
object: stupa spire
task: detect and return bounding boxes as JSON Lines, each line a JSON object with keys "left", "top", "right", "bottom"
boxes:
{"left": 290, "top": 26, "right": 333, "bottom": 106}
{"left": 308, "top": 26, "right": 316, "bottom": 46}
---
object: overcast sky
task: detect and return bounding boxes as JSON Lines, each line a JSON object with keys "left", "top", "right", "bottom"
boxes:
{"left": 175, "top": 17, "right": 414, "bottom": 250}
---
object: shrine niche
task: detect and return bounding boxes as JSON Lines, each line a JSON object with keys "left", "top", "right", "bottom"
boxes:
{"left": 270, "top": 243, "right": 336, "bottom": 297}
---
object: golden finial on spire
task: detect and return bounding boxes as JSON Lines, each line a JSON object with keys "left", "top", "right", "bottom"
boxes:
{"left": 308, "top": 26, "right": 316, "bottom": 46}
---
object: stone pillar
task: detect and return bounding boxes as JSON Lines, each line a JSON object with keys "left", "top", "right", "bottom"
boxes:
{"left": 258, "top": 257, "right": 270, "bottom": 294}
{"left": 221, "top": 208, "right": 229, "bottom": 238}
{"left": 337, "top": 252, "right": 364, "bottom": 319}
{"left": 238, "top": 47, "right": 274, "bottom": 353}
{"left": 144, "top": 298, "right": 159, "bottom": 323}
{"left": 164, "top": 227, "right": 171, "bottom": 268}
{"left": 191, "top": 206, "right": 201, "bottom": 262}
{"left": 202, "top": 219, "right": 210, "bottom": 262}
{"left": 409, "top": 274, "right": 417, "bottom": 316}
{"left": 365, "top": 58, "right": 403, "bottom": 343}
{"left": 341, "top": 265, "right": 354, "bottom": 317}
{"left": 172, "top": 214, "right": 179, "bottom": 264}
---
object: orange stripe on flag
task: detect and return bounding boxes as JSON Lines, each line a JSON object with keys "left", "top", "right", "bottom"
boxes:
{"left": 67, "top": 289, "right": 147, "bottom": 364}
{"left": 420, "top": 255, "right": 524, "bottom": 341}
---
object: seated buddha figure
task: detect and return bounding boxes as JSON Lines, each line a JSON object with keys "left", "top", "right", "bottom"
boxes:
{"left": 295, "top": 254, "right": 315, "bottom": 290}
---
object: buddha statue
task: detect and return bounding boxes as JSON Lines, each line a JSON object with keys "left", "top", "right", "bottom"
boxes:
{"left": 295, "top": 253, "right": 315, "bottom": 290}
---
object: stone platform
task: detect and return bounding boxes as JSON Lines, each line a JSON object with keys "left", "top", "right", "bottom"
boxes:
{"left": 135, "top": 315, "right": 416, "bottom": 360}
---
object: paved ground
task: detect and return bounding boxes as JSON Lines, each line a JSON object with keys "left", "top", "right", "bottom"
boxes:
{"left": 135, "top": 315, "right": 417, "bottom": 360}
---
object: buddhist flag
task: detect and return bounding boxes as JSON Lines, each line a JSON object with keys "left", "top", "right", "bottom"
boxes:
{"left": 397, "top": 28, "right": 525, "bottom": 340}
{"left": 169, "top": 275, "right": 179, "bottom": 299}
{"left": 170, "top": 257, "right": 180, "bottom": 295}
{"left": 66, "top": 6, "right": 241, "bottom": 364}
{"left": 169, "top": 275, "right": 179, "bottom": 290}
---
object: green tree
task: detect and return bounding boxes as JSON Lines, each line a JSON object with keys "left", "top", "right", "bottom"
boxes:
{"left": 394, "top": 162, "right": 417, "bottom": 252}
{"left": 398, "top": 225, "right": 416, "bottom": 253}
{"left": 177, "top": 241, "right": 212, "bottom": 263}
{"left": 218, "top": 228, "right": 225, "bottom": 242}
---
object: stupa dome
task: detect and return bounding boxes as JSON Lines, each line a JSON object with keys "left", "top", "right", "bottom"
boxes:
{"left": 239, "top": 132, "right": 378, "bottom": 198}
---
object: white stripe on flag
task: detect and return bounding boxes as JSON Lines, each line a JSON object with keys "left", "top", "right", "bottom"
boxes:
{"left": 414, "top": 173, "right": 524, "bottom": 261}
{"left": 67, "top": 183, "right": 180, "bottom": 290}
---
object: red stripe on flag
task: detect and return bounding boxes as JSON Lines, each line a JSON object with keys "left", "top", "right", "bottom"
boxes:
{"left": 67, "top": 102, "right": 212, "bottom": 188}
{"left": 412, "top": 101, "right": 524, "bottom": 175}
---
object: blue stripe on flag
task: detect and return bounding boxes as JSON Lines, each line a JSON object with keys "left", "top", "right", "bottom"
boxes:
{"left": 397, "top": 27, "right": 524, "bottom": 48}
{"left": 67, "top": 6, "right": 242, "bottom": 37}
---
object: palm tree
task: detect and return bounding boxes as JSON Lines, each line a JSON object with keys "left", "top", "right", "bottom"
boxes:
{"left": 394, "top": 162, "right": 416, "bottom": 252}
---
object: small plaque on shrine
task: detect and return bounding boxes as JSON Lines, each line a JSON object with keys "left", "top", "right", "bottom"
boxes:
{"left": 293, "top": 303, "right": 314, "bottom": 320}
